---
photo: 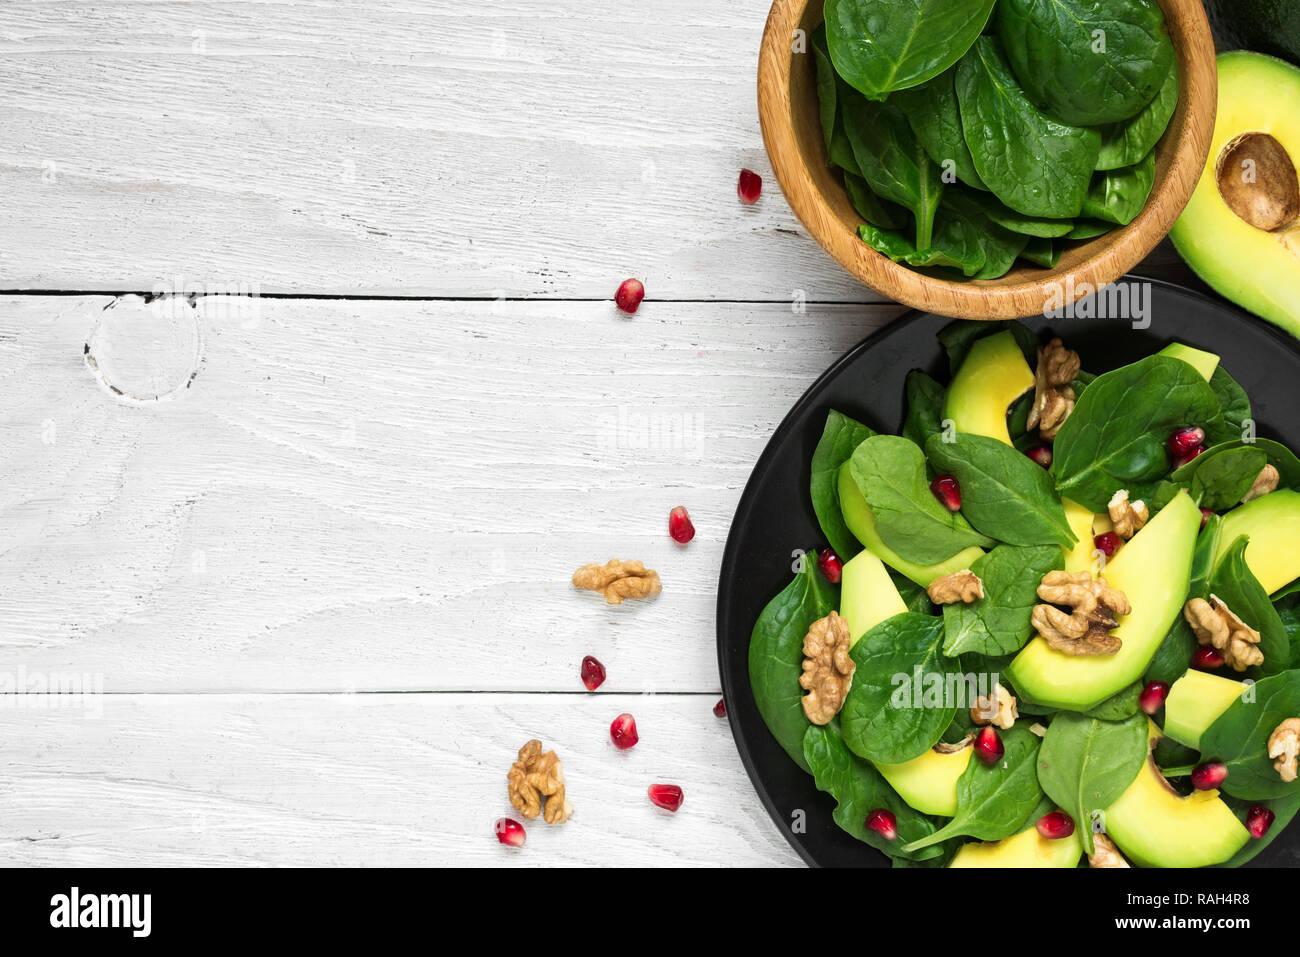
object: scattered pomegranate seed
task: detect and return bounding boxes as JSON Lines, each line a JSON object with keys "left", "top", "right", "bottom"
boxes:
{"left": 974, "top": 726, "right": 1004, "bottom": 765}
{"left": 1094, "top": 531, "right": 1121, "bottom": 558}
{"left": 865, "top": 808, "right": 898, "bottom": 840}
{"left": 1191, "top": 761, "right": 1229, "bottom": 790}
{"left": 1139, "top": 680, "right": 1170, "bottom": 715}
{"left": 1025, "top": 444, "right": 1053, "bottom": 468}
{"left": 1169, "top": 427, "right": 1207, "bottom": 459}
{"left": 816, "top": 547, "right": 843, "bottom": 584}
{"left": 615, "top": 278, "right": 645, "bottom": 314}
{"left": 495, "top": 818, "right": 526, "bottom": 847}
{"left": 713, "top": 698, "right": 726, "bottom": 718}
{"left": 931, "top": 475, "right": 962, "bottom": 512}
{"left": 580, "top": 655, "right": 606, "bottom": 691}
{"left": 737, "top": 168, "right": 763, "bottom": 204}
{"left": 1174, "top": 446, "right": 1207, "bottom": 469}
{"left": 1246, "top": 805, "right": 1276, "bottom": 839}
{"left": 1036, "top": 811, "right": 1076, "bottom": 840}
{"left": 1192, "top": 646, "right": 1226, "bottom": 671}
{"left": 1200, "top": 507, "right": 1216, "bottom": 530}
{"left": 610, "top": 712, "right": 639, "bottom": 750}
{"left": 668, "top": 505, "right": 695, "bottom": 544}
{"left": 648, "top": 783, "right": 684, "bottom": 812}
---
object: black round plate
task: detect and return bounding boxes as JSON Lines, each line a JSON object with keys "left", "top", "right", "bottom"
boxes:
{"left": 716, "top": 279, "right": 1300, "bottom": 868}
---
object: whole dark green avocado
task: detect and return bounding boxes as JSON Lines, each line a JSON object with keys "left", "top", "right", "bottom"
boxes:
{"left": 1203, "top": 0, "right": 1300, "bottom": 66}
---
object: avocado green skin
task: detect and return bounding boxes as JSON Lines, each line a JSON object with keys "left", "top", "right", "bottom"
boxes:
{"left": 1203, "top": 0, "right": 1300, "bottom": 67}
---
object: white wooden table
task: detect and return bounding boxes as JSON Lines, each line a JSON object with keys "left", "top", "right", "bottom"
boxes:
{"left": 0, "top": 0, "right": 922, "bottom": 866}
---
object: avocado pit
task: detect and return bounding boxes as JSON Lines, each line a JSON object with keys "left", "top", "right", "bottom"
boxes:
{"left": 1214, "top": 132, "right": 1300, "bottom": 232}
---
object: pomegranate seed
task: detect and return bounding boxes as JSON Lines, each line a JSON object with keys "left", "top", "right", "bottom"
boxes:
{"left": 931, "top": 475, "right": 962, "bottom": 512}
{"left": 615, "top": 278, "right": 645, "bottom": 314}
{"left": 1169, "top": 427, "right": 1207, "bottom": 459}
{"left": 580, "top": 655, "right": 606, "bottom": 691}
{"left": 865, "top": 808, "right": 898, "bottom": 840}
{"left": 1094, "top": 531, "right": 1121, "bottom": 558}
{"left": 648, "top": 783, "right": 684, "bottom": 812}
{"left": 816, "top": 547, "right": 843, "bottom": 584}
{"left": 1192, "top": 646, "right": 1225, "bottom": 671}
{"left": 974, "top": 726, "right": 1004, "bottom": 765}
{"left": 1200, "top": 507, "right": 1215, "bottom": 530}
{"left": 1025, "top": 444, "right": 1053, "bottom": 468}
{"left": 668, "top": 505, "right": 695, "bottom": 544}
{"left": 1191, "top": 761, "right": 1229, "bottom": 790}
{"left": 1247, "top": 805, "right": 1276, "bottom": 839}
{"left": 737, "top": 168, "right": 762, "bottom": 204}
{"left": 1139, "top": 680, "right": 1170, "bottom": 715}
{"left": 1036, "top": 811, "right": 1076, "bottom": 840}
{"left": 610, "top": 712, "right": 639, "bottom": 750}
{"left": 495, "top": 818, "right": 526, "bottom": 847}
{"left": 1174, "top": 446, "right": 1207, "bottom": 470}
{"left": 713, "top": 698, "right": 726, "bottom": 718}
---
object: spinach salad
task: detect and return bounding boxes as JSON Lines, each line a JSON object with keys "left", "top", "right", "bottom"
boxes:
{"left": 748, "top": 321, "right": 1300, "bottom": 867}
{"left": 815, "top": 0, "right": 1178, "bottom": 279}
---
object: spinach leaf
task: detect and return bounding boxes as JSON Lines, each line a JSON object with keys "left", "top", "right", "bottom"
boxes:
{"left": 825, "top": 0, "right": 997, "bottom": 100}
{"left": 1201, "top": 670, "right": 1300, "bottom": 801}
{"left": 942, "top": 544, "right": 1063, "bottom": 656}
{"left": 1219, "top": 791, "right": 1300, "bottom": 867}
{"left": 1145, "top": 619, "right": 1196, "bottom": 687}
{"left": 1063, "top": 219, "right": 1113, "bottom": 241}
{"left": 926, "top": 432, "right": 1076, "bottom": 547}
{"left": 892, "top": 70, "right": 987, "bottom": 190}
{"left": 811, "top": 410, "right": 876, "bottom": 559}
{"left": 902, "top": 371, "right": 946, "bottom": 451}
{"left": 841, "top": 94, "right": 945, "bottom": 249}
{"left": 891, "top": 568, "right": 935, "bottom": 615}
{"left": 1086, "top": 682, "right": 1143, "bottom": 721}
{"left": 843, "top": 172, "right": 907, "bottom": 230}
{"left": 811, "top": 25, "right": 839, "bottom": 156}
{"left": 1052, "top": 356, "right": 1222, "bottom": 512}
{"left": 955, "top": 37, "right": 1101, "bottom": 219}
{"left": 1097, "top": 60, "right": 1179, "bottom": 171}
{"left": 841, "top": 613, "right": 956, "bottom": 764}
{"left": 902, "top": 725, "right": 1045, "bottom": 851}
{"left": 748, "top": 560, "right": 837, "bottom": 771}
{"left": 849, "top": 435, "right": 994, "bottom": 564}
{"left": 1080, "top": 152, "right": 1156, "bottom": 226}
{"left": 803, "top": 724, "right": 946, "bottom": 860}
{"left": 938, "top": 319, "right": 1037, "bottom": 374}
{"left": 1209, "top": 536, "right": 1290, "bottom": 677}
{"left": 1277, "top": 595, "right": 1300, "bottom": 669}
{"left": 1183, "top": 446, "right": 1269, "bottom": 511}
{"left": 1208, "top": 365, "right": 1253, "bottom": 443}
{"left": 962, "top": 190, "right": 1075, "bottom": 238}
{"left": 1036, "top": 711, "right": 1148, "bottom": 854}
{"left": 996, "top": 0, "right": 1176, "bottom": 127}
{"left": 1175, "top": 438, "right": 1300, "bottom": 492}
{"left": 1021, "top": 237, "right": 1062, "bottom": 268}
{"left": 942, "top": 191, "right": 1030, "bottom": 279}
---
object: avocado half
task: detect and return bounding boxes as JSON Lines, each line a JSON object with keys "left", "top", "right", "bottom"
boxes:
{"left": 1170, "top": 52, "right": 1300, "bottom": 337}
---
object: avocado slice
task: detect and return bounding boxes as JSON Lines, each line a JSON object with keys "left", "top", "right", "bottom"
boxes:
{"left": 1157, "top": 342, "right": 1220, "bottom": 382}
{"left": 876, "top": 739, "right": 973, "bottom": 817}
{"left": 1061, "top": 498, "right": 1102, "bottom": 574}
{"left": 1008, "top": 491, "right": 1201, "bottom": 711}
{"left": 1163, "top": 670, "right": 1247, "bottom": 750}
{"left": 942, "top": 331, "right": 1035, "bottom": 447}
{"left": 1105, "top": 754, "right": 1250, "bottom": 868}
{"left": 837, "top": 464, "right": 985, "bottom": 586}
{"left": 1170, "top": 52, "right": 1300, "bottom": 337}
{"left": 1214, "top": 489, "right": 1300, "bottom": 594}
{"left": 840, "top": 550, "right": 908, "bottom": 647}
{"left": 949, "top": 820, "right": 1083, "bottom": 868}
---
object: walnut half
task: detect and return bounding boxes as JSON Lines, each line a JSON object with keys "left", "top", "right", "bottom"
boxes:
{"left": 1184, "top": 595, "right": 1263, "bottom": 672}
{"left": 927, "top": 570, "right": 984, "bottom": 605}
{"left": 1031, "top": 570, "right": 1131, "bottom": 656}
{"left": 799, "top": 611, "right": 854, "bottom": 726}
{"left": 970, "top": 684, "right": 1017, "bottom": 730}
{"left": 1269, "top": 718, "right": 1300, "bottom": 783}
{"left": 1027, "top": 338, "right": 1080, "bottom": 440}
{"left": 1107, "top": 489, "right": 1149, "bottom": 541}
{"left": 507, "top": 739, "right": 574, "bottom": 824}
{"left": 572, "top": 559, "right": 662, "bottom": 605}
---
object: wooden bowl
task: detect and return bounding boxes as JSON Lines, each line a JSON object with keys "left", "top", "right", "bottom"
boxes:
{"left": 757, "top": 0, "right": 1218, "bottom": 319}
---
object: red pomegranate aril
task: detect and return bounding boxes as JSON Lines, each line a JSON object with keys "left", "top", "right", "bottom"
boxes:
{"left": 615, "top": 278, "right": 645, "bottom": 314}
{"left": 817, "top": 547, "right": 843, "bottom": 584}
{"left": 1139, "top": 680, "right": 1170, "bottom": 716}
{"left": 1246, "top": 805, "right": 1276, "bottom": 839}
{"left": 668, "top": 505, "right": 695, "bottom": 544}
{"left": 1094, "top": 531, "right": 1121, "bottom": 558}
{"left": 1025, "top": 444, "right": 1053, "bottom": 468}
{"left": 713, "top": 697, "right": 726, "bottom": 718}
{"left": 580, "top": 655, "right": 606, "bottom": 691}
{"left": 1036, "top": 811, "right": 1076, "bottom": 840}
{"left": 495, "top": 818, "right": 526, "bottom": 847}
{"left": 931, "top": 475, "right": 962, "bottom": 512}
{"left": 1174, "top": 446, "right": 1207, "bottom": 470}
{"left": 1200, "top": 507, "right": 1216, "bottom": 529}
{"left": 648, "top": 783, "right": 684, "bottom": 812}
{"left": 737, "top": 168, "right": 763, "bottom": 204}
{"left": 865, "top": 808, "right": 898, "bottom": 841}
{"left": 1191, "top": 761, "right": 1229, "bottom": 790}
{"left": 974, "top": 726, "right": 1004, "bottom": 765}
{"left": 1192, "top": 646, "right": 1226, "bottom": 671}
{"left": 1169, "top": 427, "right": 1207, "bottom": 458}
{"left": 610, "top": 712, "right": 639, "bottom": 749}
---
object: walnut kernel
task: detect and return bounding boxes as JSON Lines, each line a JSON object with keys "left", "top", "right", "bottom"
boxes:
{"left": 1027, "top": 338, "right": 1081, "bottom": 440}
{"left": 799, "top": 611, "right": 855, "bottom": 726}
{"left": 1242, "top": 464, "right": 1281, "bottom": 503}
{"left": 507, "top": 739, "right": 573, "bottom": 824}
{"left": 1031, "top": 570, "right": 1131, "bottom": 656}
{"left": 572, "top": 559, "right": 662, "bottom": 605}
{"left": 1184, "top": 595, "right": 1263, "bottom": 672}
{"left": 1268, "top": 718, "right": 1300, "bottom": 783}
{"left": 1089, "top": 833, "right": 1131, "bottom": 869}
{"left": 970, "top": 684, "right": 1018, "bottom": 730}
{"left": 927, "top": 570, "right": 984, "bottom": 605}
{"left": 1107, "top": 489, "right": 1149, "bottom": 540}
